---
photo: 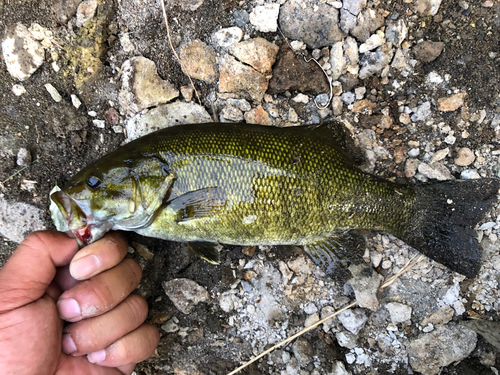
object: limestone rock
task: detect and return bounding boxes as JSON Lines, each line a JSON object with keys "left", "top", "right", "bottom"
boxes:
{"left": 342, "top": 0, "right": 367, "bottom": 16}
{"left": 330, "top": 41, "right": 346, "bottom": 80}
{"left": 408, "top": 324, "right": 476, "bottom": 375}
{"left": 454, "top": 147, "right": 475, "bottom": 166}
{"left": 0, "top": 197, "right": 45, "bottom": 243}
{"left": 125, "top": 101, "right": 212, "bottom": 142}
{"left": 436, "top": 93, "right": 465, "bottom": 112}
{"left": 244, "top": 105, "right": 272, "bottom": 125}
{"left": 212, "top": 27, "right": 243, "bottom": 48}
{"left": 76, "top": 0, "right": 98, "bottom": 27}
{"left": 179, "top": 40, "right": 218, "bottom": 83}
{"left": 415, "top": 0, "right": 443, "bottom": 16}
{"left": 279, "top": 0, "right": 345, "bottom": 49}
{"left": 347, "top": 265, "right": 383, "bottom": 311}
{"left": 412, "top": 41, "right": 445, "bottom": 63}
{"left": 2, "top": 23, "right": 44, "bottom": 81}
{"left": 249, "top": 4, "right": 280, "bottom": 32}
{"left": 229, "top": 37, "right": 279, "bottom": 74}
{"left": 418, "top": 162, "right": 454, "bottom": 181}
{"left": 385, "top": 302, "right": 412, "bottom": 324}
{"left": 218, "top": 54, "right": 268, "bottom": 102}
{"left": 358, "top": 44, "right": 394, "bottom": 80}
{"left": 350, "top": 8, "right": 386, "bottom": 43}
{"left": 162, "top": 278, "right": 210, "bottom": 314}
{"left": 344, "top": 37, "right": 359, "bottom": 75}
{"left": 119, "top": 56, "right": 179, "bottom": 113}
{"left": 337, "top": 308, "right": 368, "bottom": 334}
{"left": 268, "top": 49, "right": 329, "bottom": 95}
{"left": 53, "top": 0, "right": 83, "bottom": 23}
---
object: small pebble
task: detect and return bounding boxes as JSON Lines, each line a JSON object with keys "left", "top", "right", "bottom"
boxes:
{"left": 460, "top": 169, "right": 480, "bottom": 179}
{"left": 45, "top": 83, "right": 62, "bottom": 102}
{"left": 17, "top": 148, "right": 31, "bottom": 167}
{"left": 71, "top": 94, "right": 82, "bottom": 109}
{"left": 454, "top": 147, "right": 475, "bottom": 166}
{"left": 12, "top": 84, "right": 26, "bottom": 96}
{"left": 93, "top": 119, "right": 105, "bottom": 128}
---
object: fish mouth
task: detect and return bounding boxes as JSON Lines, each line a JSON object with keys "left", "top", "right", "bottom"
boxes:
{"left": 50, "top": 190, "right": 94, "bottom": 246}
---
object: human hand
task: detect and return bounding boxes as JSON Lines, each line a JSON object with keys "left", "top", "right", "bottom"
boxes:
{"left": 0, "top": 231, "right": 159, "bottom": 375}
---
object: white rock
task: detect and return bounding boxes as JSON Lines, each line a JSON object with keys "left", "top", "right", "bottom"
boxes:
{"left": 408, "top": 148, "right": 420, "bottom": 157}
{"left": 2, "top": 23, "right": 44, "bottom": 81}
{"left": 386, "top": 19, "right": 408, "bottom": 47}
{"left": 343, "top": 0, "right": 367, "bottom": 15}
{"left": 212, "top": 27, "right": 243, "bottom": 48}
{"left": 0, "top": 197, "right": 45, "bottom": 243}
{"left": 359, "top": 30, "right": 385, "bottom": 54}
{"left": 430, "top": 148, "right": 449, "bottom": 163}
{"left": 359, "top": 45, "right": 394, "bottom": 80}
{"left": 119, "top": 56, "right": 179, "bottom": 113}
{"left": 418, "top": 162, "right": 453, "bottom": 181}
{"left": 331, "top": 361, "right": 351, "bottom": 375}
{"left": 12, "top": 84, "right": 26, "bottom": 96}
{"left": 44, "top": 83, "right": 62, "bottom": 102}
{"left": 343, "top": 37, "right": 359, "bottom": 75}
{"left": 125, "top": 101, "right": 212, "bottom": 142}
{"left": 385, "top": 302, "right": 412, "bottom": 324}
{"left": 162, "top": 278, "right": 210, "bottom": 314}
{"left": 71, "top": 94, "right": 82, "bottom": 109}
{"left": 354, "top": 87, "right": 366, "bottom": 100}
{"left": 76, "top": 0, "right": 98, "bottom": 27}
{"left": 478, "top": 222, "right": 496, "bottom": 231}
{"left": 330, "top": 41, "right": 346, "bottom": 80}
{"left": 416, "top": 0, "right": 443, "bottom": 16}
{"left": 460, "top": 169, "right": 480, "bottom": 179}
{"left": 119, "top": 33, "right": 135, "bottom": 53}
{"left": 411, "top": 101, "right": 432, "bottom": 122}
{"left": 292, "top": 93, "right": 309, "bottom": 104}
{"left": 348, "top": 264, "right": 383, "bottom": 311}
{"left": 249, "top": 4, "right": 280, "bottom": 33}
{"left": 16, "top": 148, "right": 31, "bottom": 167}
{"left": 93, "top": 119, "right": 105, "bottom": 128}
{"left": 338, "top": 309, "right": 368, "bottom": 334}
{"left": 408, "top": 324, "right": 476, "bottom": 375}
{"left": 444, "top": 135, "right": 456, "bottom": 145}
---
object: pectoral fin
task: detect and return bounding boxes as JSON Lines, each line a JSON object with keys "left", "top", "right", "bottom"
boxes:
{"left": 167, "top": 187, "right": 227, "bottom": 223}
{"left": 188, "top": 241, "right": 221, "bottom": 264}
{"left": 302, "top": 231, "right": 366, "bottom": 275}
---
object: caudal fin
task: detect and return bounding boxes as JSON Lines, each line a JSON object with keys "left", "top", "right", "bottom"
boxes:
{"left": 398, "top": 178, "right": 500, "bottom": 278}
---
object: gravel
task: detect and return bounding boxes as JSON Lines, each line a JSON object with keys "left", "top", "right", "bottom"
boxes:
{"left": 1, "top": 0, "right": 500, "bottom": 374}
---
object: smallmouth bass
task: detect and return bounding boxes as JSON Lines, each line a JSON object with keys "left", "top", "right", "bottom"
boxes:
{"left": 51, "top": 123, "right": 500, "bottom": 278}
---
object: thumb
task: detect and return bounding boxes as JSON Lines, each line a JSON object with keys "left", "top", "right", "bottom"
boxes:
{"left": 0, "top": 231, "right": 79, "bottom": 313}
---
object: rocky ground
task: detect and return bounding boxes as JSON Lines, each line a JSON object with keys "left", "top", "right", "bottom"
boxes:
{"left": 1, "top": 0, "right": 500, "bottom": 374}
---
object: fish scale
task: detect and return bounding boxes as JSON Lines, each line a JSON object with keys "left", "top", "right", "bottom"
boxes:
{"left": 135, "top": 123, "right": 416, "bottom": 246}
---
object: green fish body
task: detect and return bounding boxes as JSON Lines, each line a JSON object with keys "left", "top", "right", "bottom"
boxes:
{"left": 51, "top": 123, "right": 500, "bottom": 278}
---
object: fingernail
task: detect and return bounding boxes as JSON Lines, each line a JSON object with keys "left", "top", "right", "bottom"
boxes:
{"left": 70, "top": 254, "right": 101, "bottom": 280}
{"left": 87, "top": 349, "right": 106, "bottom": 364}
{"left": 62, "top": 333, "right": 77, "bottom": 354}
{"left": 57, "top": 298, "right": 81, "bottom": 320}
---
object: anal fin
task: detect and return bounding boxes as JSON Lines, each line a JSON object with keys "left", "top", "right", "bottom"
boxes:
{"left": 187, "top": 241, "right": 221, "bottom": 264}
{"left": 302, "top": 231, "right": 366, "bottom": 275}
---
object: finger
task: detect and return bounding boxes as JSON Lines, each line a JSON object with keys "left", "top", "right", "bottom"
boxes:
{"left": 57, "top": 258, "right": 142, "bottom": 322}
{"left": 62, "top": 294, "right": 148, "bottom": 356}
{"left": 0, "top": 231, "right": 78, "bottom": 312}
{"left": 86, "top": 324, "right": 159, "bottom": 368}
{"left": 117, "top": 364, "right": 136, "bottom": 375}
{"left": 69, "top": 232, "right": 128, "bottom": 281}
{"left": 58, "top": 355, "right": 124, "bottom": 374}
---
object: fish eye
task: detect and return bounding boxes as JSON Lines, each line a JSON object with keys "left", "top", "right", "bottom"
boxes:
{"left": 85, "top": 175, "right": 102, "bottom": 189}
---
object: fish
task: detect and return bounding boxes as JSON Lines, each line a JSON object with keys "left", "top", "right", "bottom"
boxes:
{"left": 51, "top": 122, "right": 500, "bottom": 278}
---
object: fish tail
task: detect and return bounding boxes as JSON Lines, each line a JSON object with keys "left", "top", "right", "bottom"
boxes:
{"left": 397, "top": 178, "right": 500, "bottom": 278}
